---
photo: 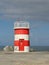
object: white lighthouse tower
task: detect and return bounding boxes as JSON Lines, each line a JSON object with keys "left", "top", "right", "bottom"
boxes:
{"left": 14, "top": 21, "right": 30, "bottom": 52}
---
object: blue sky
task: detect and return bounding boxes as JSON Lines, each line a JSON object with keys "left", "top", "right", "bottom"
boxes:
{"left": 0, "top": 0, "right": 49, "bottom": 46}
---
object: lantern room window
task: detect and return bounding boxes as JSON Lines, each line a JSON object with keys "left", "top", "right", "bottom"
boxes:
{"left": 14, "top": 21, "right": 29, "bottom": 29}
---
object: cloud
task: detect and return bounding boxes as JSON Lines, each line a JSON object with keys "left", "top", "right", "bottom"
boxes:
{"left": 0, "top": 0, "right": 49, "bottom": 21}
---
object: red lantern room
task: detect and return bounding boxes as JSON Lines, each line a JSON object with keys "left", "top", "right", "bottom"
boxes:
{"left": 14, "top": 21, "right": 30, "bottom": 52}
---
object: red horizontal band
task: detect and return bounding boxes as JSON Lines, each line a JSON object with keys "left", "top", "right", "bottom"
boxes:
{"left": 14, "top": 40, "right": 30, "bottom": 46}
{"left": 14, "top": 29, "right": 29, "bottom": 34}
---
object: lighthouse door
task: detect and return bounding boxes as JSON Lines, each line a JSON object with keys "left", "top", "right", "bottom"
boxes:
{"left": 19, "top": 39, "right": 24, "bottom": 51}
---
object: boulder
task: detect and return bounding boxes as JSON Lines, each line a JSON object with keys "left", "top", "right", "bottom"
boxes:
{"left": 30, "top": 48, "right": 36, "bottom": 52}
{"left": 3, "top": 46, "right": 14, "bottom": 51}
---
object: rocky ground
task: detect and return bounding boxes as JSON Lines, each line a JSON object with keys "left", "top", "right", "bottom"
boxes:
{"left": 0, "top": 51, "right": 49, "bottom": 65}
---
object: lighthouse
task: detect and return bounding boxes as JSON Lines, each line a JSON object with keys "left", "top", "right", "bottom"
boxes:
{"left": 14, "top": 21, "right": 30, "bottom": 52}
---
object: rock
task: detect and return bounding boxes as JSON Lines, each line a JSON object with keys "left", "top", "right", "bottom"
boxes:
{"left": 9, "top": 46, "right": 14, "bottom": 51}
{"left": 3, "top": 46, "right": 10, "bottom": 51}
{"left": 30, "top": 48, "right": 36, "bottom": 52}
{"left": 3, "top": 46, "right": 14, "bottom": 51}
